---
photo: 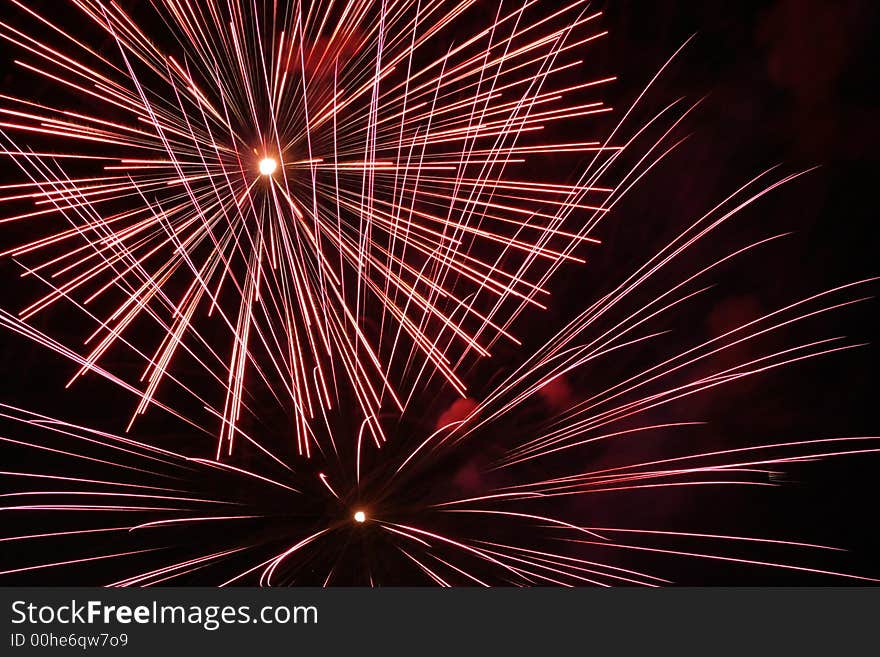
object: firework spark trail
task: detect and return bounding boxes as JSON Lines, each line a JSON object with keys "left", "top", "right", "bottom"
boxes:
{"left": 0, "top": 0, "right": 627, "bottom": 456}
{"left": 446, "top": 168, "right": 859, "bottom": 455}
{"left": 0, "top": 399, "right": 345, "bottom": 586}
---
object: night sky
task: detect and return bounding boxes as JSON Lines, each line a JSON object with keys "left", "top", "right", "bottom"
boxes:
{"left": 0, "top": 0, "right": 878, "bottom": 585}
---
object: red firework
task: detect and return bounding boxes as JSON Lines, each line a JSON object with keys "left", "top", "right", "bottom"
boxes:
{"left": 0, "top": 0, "right": 626, "bottom": 457}
{"left": 0, "top": 1, "right": 877, "bottom": 586}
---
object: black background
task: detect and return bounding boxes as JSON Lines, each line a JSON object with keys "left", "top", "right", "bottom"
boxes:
{"left": 0, "top": 0, "right": 878, "bottom": 585}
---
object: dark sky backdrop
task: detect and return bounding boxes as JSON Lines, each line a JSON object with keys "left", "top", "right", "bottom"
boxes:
{"left": 588, "top": 0, "right": 880, "bottom": 581}
{"left": 0, "top": 0, "right": 878, "bottom": 584}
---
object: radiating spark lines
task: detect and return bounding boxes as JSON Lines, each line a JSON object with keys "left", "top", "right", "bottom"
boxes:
{"left": 0, "top": 0, "right": 622, "bottom": 456}
{"left": 0, "top": 1, "right": 876, "bottom": 588}
{"left": 0, "top": 192, "right": 877, "bottom": 584}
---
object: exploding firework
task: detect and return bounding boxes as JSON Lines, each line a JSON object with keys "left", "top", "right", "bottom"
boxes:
{"left": 0, "top": 0, "right": 630, "bottom": 456}
{"left": 2, "top": 260, "right": 879, "bottom": 585}
{"left": 0, "top": 1, "right": 878, "bottom": 586}
{"left": 2, "top": 166, "right": 878, "bottom": 584}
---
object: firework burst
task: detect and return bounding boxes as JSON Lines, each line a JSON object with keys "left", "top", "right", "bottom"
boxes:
{"left": 2, "top": 167, "right": 878, "bottom": 584}
{"left": 0, "top": 1, "right": 877, "bottom": 586}
{"left": 0, "top": 0, "right": 629, "bottom": 457}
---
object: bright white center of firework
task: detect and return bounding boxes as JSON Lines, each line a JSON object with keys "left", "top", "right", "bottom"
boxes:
{"left": 258, "top": 157, "right": 277, "bottom": 176}
{"left": 353, "top": 510, "right": 366, "bottom": 523}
